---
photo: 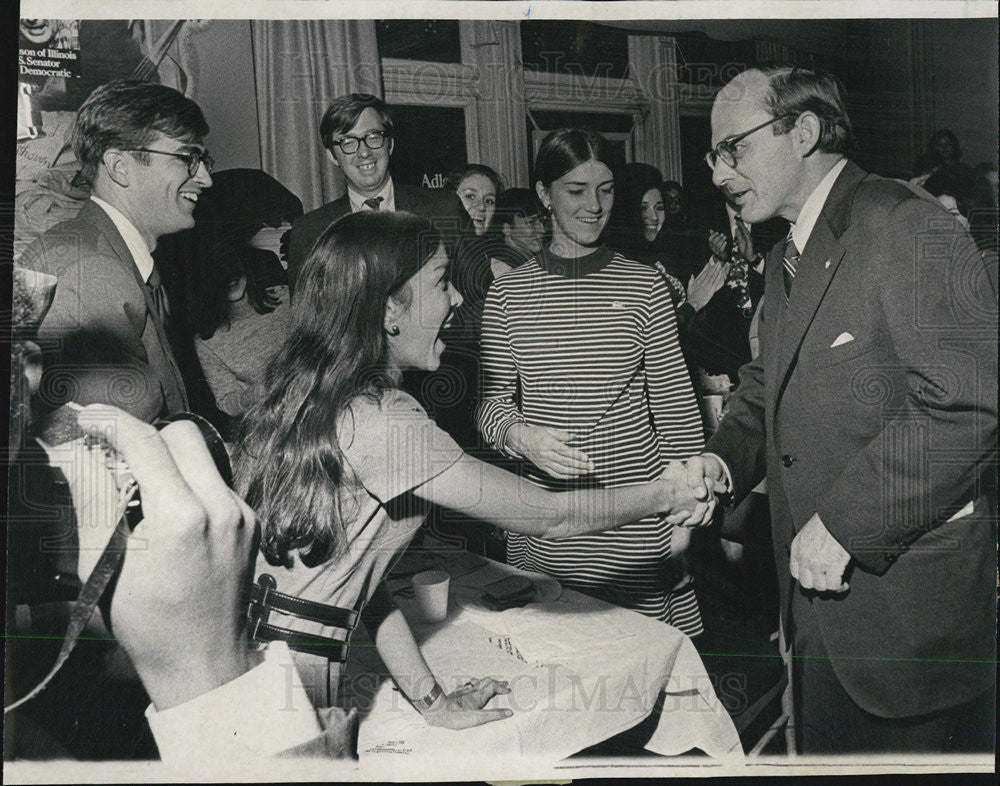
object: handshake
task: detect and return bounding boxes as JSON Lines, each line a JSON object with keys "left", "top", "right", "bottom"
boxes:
{"left": 657, "top": 455, "right": 729, "bottom": 528}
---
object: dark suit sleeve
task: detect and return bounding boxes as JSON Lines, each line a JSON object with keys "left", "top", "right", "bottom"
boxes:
{"left": 705, "top": 301, "right": 769, "bottom": 503}
{"left": 816, "top": 199, "right": 997, "bottom": 574}
{"left": 286, "top": 214, "right": 313, "bottom": 296}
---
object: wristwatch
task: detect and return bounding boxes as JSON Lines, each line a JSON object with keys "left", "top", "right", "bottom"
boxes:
{"left": 411, "top": 682, "right": 444, "bottom": 713}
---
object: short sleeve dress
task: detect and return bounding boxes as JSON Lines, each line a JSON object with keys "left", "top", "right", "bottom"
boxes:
{"left": 254, "top": 388, "right": 464, "bottom": 707}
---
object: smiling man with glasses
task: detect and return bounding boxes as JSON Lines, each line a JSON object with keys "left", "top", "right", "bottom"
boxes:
{"left": 286, "top": 93, "right": 464, "bottom": 294}
{"left": 122, "top": 146, "right": 216, "bottom": 178}
{"left": 20, "top": 79, "right": 214, "bottom": 424}
{"left": 684, "top": 65, "right": 997, "bottom": 755}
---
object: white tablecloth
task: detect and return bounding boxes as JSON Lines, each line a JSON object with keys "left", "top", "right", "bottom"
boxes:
{"left": 355, "top": 544, "right": 742, "bottom": 766}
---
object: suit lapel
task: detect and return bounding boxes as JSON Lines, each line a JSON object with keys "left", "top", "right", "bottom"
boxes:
{"left": 79, "top": 202, "right": 144, "bottom": 289}
{"left": 330, "top": 195, "right": 350, "bottom": 218}
{"left": 773, "top": 214, "right": 847, "bottom": 394}
{"left": 83, "top": 202, "right": 189, "bottom": 411}
{"left": 394, "top": 185, "right": 422, "bottom": 212}
{"left": 81, "top": 203, "right": 161, "bottom": 322}
{"left": 768, "top": 162, "right": 868, "bottom": 408}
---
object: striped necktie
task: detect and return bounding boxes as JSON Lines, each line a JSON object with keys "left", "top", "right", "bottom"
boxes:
{"left": 782, "top": 233, "right": 800, "bottom": 298}
{"left": 146, "top": 266, "right": 170, "bottom": 331}
{"left": 364, "top": 196, "right": 383, "bottom": 211}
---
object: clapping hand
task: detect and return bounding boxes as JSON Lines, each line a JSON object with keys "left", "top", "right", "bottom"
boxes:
{"left": 708, "top": 229, "right": 731, "bottom": 261}
{"left": 423, "top": 678, "right": 513, "bottom": 730}
{"left": 686, "top": 257, "right": 728, "bottom": 312}
{"left": 506, "top": 424, "right": 594, "bottom": 479}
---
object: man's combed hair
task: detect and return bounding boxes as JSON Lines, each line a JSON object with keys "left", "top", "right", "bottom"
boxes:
{"left": 759, "top": 65, "right": 854, "bottom": 157}
{"left": 72, "top": 79, "right": 209, "bottom": 186}
{"left": 494, "top": 188, "right": 544, "bottom": 228}
{"left": 319, "top": 93, "right": 394, "bottom": 152}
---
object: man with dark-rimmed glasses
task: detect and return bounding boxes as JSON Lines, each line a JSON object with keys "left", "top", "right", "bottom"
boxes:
{"left": 685, "top": 65, "right": 997, "bottom": 754}
{"left": 21, "top": 79, "right": 214, "bottom": 423}
{"left": 287, "top": 93, "right": 463, "bottom": 293}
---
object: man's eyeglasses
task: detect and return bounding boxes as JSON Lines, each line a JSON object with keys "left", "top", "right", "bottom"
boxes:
{"left": 331, "top": 130, "right": 389, "bottom": 155}
{"left": 126, "top": 148, "right": 215, "bottom": 177}
{"left": 705, "top": 114, "right": 797, "bottom": 170}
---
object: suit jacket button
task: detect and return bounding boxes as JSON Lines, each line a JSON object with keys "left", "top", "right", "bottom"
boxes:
{"left": 781, "top": 454, "right": 794, "bottom": 467}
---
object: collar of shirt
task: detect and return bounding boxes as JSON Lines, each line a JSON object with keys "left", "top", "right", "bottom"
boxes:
{"left": 90, "top": 195, "right": 156, "bottom": 283}
{"left": 790, "top": 157, "right": 848, "bottom": 253}
{"left": 348, "top": 179, "right": 395, "bottom": 213}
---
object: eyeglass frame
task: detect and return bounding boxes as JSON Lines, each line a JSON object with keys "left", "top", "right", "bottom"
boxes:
{"left": 704, "top": 114, "right": 798, "bottom": 171}
{"left": 330, "top": 130, "right": 390, "bottom": 155}
{"left": 124, "top": 147, "right": 215, "bottom": 177}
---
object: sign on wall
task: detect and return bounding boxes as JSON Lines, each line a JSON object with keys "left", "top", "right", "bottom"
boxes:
{"left": 388, "top": 104, "right": 469, "bottom": 189}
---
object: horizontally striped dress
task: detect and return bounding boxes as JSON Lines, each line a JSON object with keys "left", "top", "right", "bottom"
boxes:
{"left": 476, "top": 245, "right": 705, "bottom": 635}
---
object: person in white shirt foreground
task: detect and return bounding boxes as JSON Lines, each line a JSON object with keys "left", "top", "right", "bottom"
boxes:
{"left": 6, "top": 267, "right": 348, "bottom": 765}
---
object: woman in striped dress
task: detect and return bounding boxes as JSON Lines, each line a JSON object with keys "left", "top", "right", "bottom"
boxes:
{"left": 476, "top": 129, "right": 706, "bottom": 636}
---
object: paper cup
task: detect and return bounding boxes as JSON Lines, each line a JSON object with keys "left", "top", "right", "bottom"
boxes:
{"left": 411, "top": 570, "right": 450, "bottom": 623}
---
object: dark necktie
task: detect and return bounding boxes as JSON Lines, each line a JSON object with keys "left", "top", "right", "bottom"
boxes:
{"left": 364, "top": 196, "right": 384, "bottom": 211}
{"left": 146, "top": 266, "right": 170, "bottom": 331}
{"left": 782, "top": 234, "right": 800, "bottom": 298}
{"left": 733, "top": 216, "right": 751, "bottom": 261}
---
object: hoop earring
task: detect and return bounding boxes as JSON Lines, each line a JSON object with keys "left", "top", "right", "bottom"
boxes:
{"left": 385, "top": 325, "right": 400, "bottom": 336}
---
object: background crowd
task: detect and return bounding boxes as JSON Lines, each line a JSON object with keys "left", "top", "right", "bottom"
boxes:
{"left": 6, "top": 60, "right": 997, "bottom": 767}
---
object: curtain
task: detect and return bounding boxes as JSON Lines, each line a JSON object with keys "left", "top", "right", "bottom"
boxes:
{"left": 251, "top": 20, "right": 381, "bottom": 212}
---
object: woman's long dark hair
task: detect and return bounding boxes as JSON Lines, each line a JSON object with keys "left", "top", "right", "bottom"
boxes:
{"left": 235, "top": 211, "right": 442, "bottom": 568}
{"left": 446, "top": 163, "right": 503, "bottom": 238}
{"left": 189, "top": 237, "right": 281, "bottom": 340}
{"left": 605, "top": 162, "right": 663, "bottom": 256}
{"left": 162, "top": 169, "right": 303, "bottom": 340}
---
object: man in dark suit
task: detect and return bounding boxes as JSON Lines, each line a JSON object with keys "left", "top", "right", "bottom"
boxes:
{"left": 287, "top": 93, "right": 462, "bottom": 293}
{"left": 21, "top": 80, "right": 213, "bottom": 424}
{"left": 685, "top": 66, "right": 996, "bottom": 754}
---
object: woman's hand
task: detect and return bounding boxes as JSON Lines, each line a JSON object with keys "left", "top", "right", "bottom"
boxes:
{"left": 422, "top": 678, "right": 513, "bottom": 730}
{"left": 686, "top": 258, "right": 728, "bottom": 312}
{"left": 707, "top": 229, "right": 730, "bottom": 260}
{"left": 505, "top": 424, "right": 594, "bottom": 479}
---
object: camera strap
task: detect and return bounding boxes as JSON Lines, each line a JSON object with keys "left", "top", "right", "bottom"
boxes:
{"left": 6, "top": 410, "right": 231, "bottom": 714}
{"left": 5, "top": 483, "right": 136, "bottom": 714}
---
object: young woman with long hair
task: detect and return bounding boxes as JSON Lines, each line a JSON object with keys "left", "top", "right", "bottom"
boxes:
{"left": 446, "top": 163, "right": 502, "bottom": 236}
{"left": 605, "top": 163, "right": 726, "bottom": 329}
{"left": 235, "top": 211, "right": 713, "bottom": 727}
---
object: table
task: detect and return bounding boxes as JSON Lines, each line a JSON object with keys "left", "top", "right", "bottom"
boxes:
{"left": 350, "top": 537, "right": 742, "bottom": 768}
